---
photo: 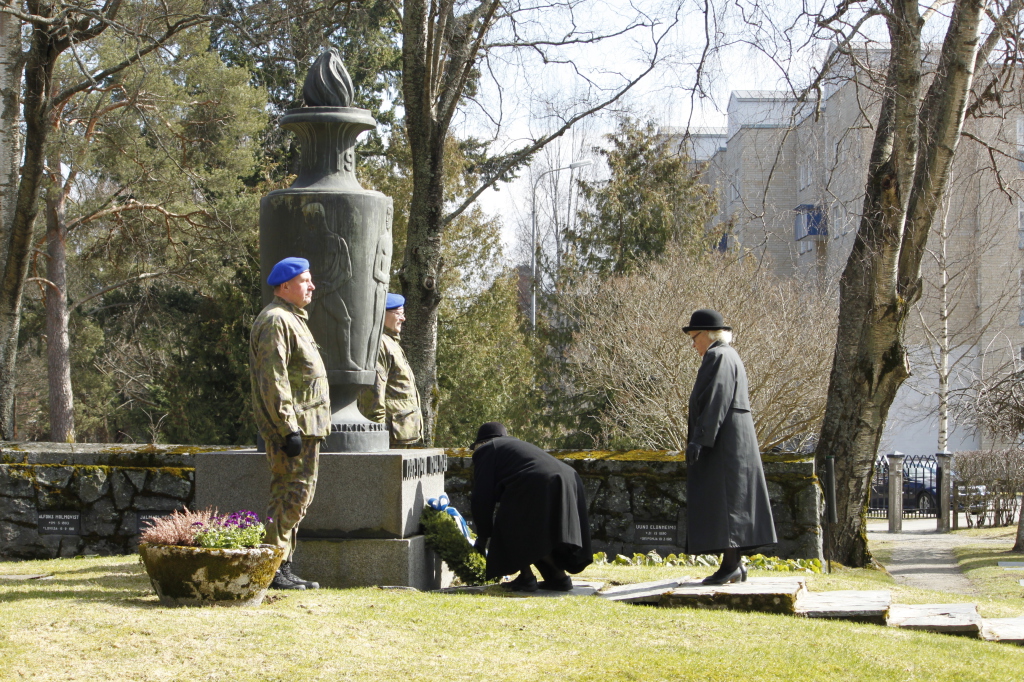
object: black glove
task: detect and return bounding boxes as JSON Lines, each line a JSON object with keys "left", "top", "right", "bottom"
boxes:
{"left": 473, "top": 536, "right": 488, "bottom": 554}
{"left": 283, "top": 432, "right": 303, "bottom": 458}
{"left": 686, "top": 442, "right": 702, "bottom": 465}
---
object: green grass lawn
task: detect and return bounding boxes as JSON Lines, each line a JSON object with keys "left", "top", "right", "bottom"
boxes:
{"left": 949, "top": 526, "right": 1024, "bottom": 603}
{"left": 2, "top": 550, "right": 1024, "bottom": 681}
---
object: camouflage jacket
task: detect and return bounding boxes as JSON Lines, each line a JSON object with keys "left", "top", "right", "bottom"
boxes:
{"left": 358, "top": 328, "right": 423, "bottom": 445}
{"left": 250, "top": 297, "right": 331, "bottom": 445}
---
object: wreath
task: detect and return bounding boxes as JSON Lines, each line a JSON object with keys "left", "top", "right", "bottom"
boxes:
{"left": 420, "top": 505, "right": 490, "bottom": 586}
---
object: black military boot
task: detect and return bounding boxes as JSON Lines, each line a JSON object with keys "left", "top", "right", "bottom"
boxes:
{"left": 270, "top": 568, "right": 306, "bottom": 590}
{"left": 280, "top": 561, "right": 320, "bottom": 589}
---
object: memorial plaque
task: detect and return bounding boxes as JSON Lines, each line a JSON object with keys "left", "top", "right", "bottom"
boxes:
{"left": 137, "top": 511, "right": 175, "bottom": 533}
{"left": 402, "top": 454, "right": 447, "bottom": 480}
{"left": 37, "top": 511, "right": 81, "bottom": 535}
{"left": 634, "top": 520, "right": 676, "bottom": 545}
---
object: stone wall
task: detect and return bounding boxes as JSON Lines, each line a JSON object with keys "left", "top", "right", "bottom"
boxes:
{"left": 0, "top": 443, "right": 208, "bottom": 559}
{"left": 1, "top": 443, "right": 822, "bottom": 561}
{"left": 443, "top": 449, "right": 823, "bottom": 561}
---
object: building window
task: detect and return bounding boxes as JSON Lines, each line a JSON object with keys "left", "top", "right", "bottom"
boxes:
{"left": 728, "top": 171, "right": 740, "bottom": 203}
{"left": 794, "top": 205, "right": 827, "bottom": 241}
{"left": 1019, "top": 269, "right": 1024, "bottom": 326}
{"left": 831, "top": 204, "right": 842, "bottom": 241}
{"left": 1018, "top": 198, "right": 1024, "bottom": 249}
{"left": 1018, "top": 118, "right": 1024, "bottom": 170}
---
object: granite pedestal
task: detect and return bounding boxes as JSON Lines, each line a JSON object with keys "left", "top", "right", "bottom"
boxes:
{"left": 194, "top": 448, "right": 452, "bottom": 589}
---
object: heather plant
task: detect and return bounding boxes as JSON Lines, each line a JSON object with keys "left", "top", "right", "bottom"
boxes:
{"left": 138, "top": 508, "right": 266, "bottom": 549}
{"left": 139, "top": 508, "right": 216, "bottom": 546}
{"left": 194, "top": 510, "right": 267, "bottom": 549}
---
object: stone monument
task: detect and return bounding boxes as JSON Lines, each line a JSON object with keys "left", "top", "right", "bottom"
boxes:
{"left": 194, "top": 50, "right": 450, "bottom": 590}
{"left": 260, "top": 49, "right": 391, "bottom": 453}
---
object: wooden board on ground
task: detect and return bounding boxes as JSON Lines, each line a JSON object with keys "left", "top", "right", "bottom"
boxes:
{"left": 597, "top": 578, "right": 689, "bottom": 604}
{"left": 887, "top": 603, "right": 982, "bottom": 637}
{"left": 794, "top": 590, "right": 891, "bottom": 625}
{"left": 660, "top": 577, "right": 806, "bottom": 614}
{"left": 981, "top": 618, "right": 1024, "bottom": 645}
{"left": 0, "top": 574, "right": 52, "bottom": 581}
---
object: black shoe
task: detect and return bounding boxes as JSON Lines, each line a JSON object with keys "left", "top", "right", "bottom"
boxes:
{"left": 702, "top": 565, "right": 743, "bottom": 585}
{"left": 270, "top": 570, "right": 306, "bottom": 590}
{"left": 505, "top": 572, "right": 539, "bottom": 592}
{"left": 538, "top": 575, "right": 574, "bottom": 592}
{"left": 740, "top": 564, "right": 748, "bottom": 582}
{"left": 280, "top": 561, "right": 320, "bottom": 589}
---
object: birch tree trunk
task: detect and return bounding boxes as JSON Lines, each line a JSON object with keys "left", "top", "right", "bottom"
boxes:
{"left": 818, "top": 0, "right": 987, "bottom": 565}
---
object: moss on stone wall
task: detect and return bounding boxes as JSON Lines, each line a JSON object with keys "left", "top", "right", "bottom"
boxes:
{"left": 444, "top": 448, "right": 813, "bottom": 464}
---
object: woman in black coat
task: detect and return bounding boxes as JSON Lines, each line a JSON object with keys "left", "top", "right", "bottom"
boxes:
{"left": 684, "top": 309, "right": 776, "bottom": 585}
{"left": 470, "top": 422, "right": 592, "bottom": 592}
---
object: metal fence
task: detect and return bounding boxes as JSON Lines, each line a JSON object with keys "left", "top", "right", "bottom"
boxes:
{"left": 868, "top": 454, "right": 939, "bottom": 519}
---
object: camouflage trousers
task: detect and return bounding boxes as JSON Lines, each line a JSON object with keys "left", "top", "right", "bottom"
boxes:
{"left": 265, "top": 437, "right": 320, "bottom": 562}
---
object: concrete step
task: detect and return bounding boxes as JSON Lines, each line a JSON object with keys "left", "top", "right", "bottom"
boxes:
{"left": 887, "top": 603, "right": 982, "bottom": 637}
{"left": 981, "top": 618, "right": 1024, "bottom": 644}
{"left": 597, "top": 577, "right": 689, "bottom": 604}
{"left": 794, "top": 590, "right": 891, "bottom": 625}
{"left": 660, "top": 577, "right": 806, "bottom": 614}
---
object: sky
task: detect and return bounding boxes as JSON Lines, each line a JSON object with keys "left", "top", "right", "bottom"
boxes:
{"left": 457, "top": 0, "right": 959, "bottom": 256}
{"left": 454, "top": 0, "right": 832, "bottom": 254}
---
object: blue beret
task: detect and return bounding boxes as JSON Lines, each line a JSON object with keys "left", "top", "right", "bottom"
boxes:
{"left": 385, "top": 293, "right": 405, "bottom": 310}
{"left": 267, "top": 257, "right": 310, "bottom": 286}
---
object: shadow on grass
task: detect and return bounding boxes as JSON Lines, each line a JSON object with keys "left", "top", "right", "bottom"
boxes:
{"left": 0, "top": 560, "right": 157, "bottom": 606}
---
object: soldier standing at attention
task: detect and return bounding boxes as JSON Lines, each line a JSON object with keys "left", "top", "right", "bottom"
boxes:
{"left": 358, "top": 293, "right": 423, "bottom": 448}
{"left": 250, "top": 257, "right": 330, "bottom": 590}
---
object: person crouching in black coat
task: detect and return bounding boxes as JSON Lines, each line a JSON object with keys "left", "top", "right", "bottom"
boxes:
{"left": 470, "top": 421, "right": 592, "bottom": 592}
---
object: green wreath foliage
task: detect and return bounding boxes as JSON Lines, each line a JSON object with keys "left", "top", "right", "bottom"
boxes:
{"left": 420, "top": 506, "right": 490, "bottom": 586}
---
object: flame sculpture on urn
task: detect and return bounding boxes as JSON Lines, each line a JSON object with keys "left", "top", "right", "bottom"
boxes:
{"left": 260, "top": 49, "right": 393, "bottom": 452}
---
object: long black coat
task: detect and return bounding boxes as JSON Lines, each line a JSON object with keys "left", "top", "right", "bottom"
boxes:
{"left": 471, "top": 437, "right": 592, "bottom": 579}
{"left": 686, "top": 341, "right": 777, "bottom": 554}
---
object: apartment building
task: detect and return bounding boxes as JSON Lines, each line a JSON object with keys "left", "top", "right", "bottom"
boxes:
{"left": 668, "top": 56, "right": 1024, "bottom": 457}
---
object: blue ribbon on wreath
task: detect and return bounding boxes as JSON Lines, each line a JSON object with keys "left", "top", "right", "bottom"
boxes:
{"left": 427, "top": 493, "right": 472, "bottom": 542}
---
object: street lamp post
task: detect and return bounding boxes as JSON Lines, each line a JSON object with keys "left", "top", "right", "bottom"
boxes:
{"left": 530, "top": 159, "right": 592, "bottom": 330}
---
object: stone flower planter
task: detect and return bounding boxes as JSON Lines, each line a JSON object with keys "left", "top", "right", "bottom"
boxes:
{"left": 138, "top": 542, "right": 284, "bottom": 607}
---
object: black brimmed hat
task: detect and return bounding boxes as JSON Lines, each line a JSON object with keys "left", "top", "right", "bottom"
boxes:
{"left": 682, "top": 309, "right": 732, "bottom": 333}
{"left": 471, "top": 421, "right": 508, "bottom": 449}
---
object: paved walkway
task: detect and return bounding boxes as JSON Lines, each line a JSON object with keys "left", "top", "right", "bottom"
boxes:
{"left": 866, "top": 517, "right": 1007, "bottom": 594}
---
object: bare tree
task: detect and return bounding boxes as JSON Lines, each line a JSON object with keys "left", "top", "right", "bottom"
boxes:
{"left": 564, "top": 247, "right": 837, "bottom": 451}
{"left": 397, "top": 0, "right": 678, "bottom": 443}
{"left": 789, "top": 0, "right": 1024, "bottom": 566}
{"left": 888, "top": 156, "right": 1024, "bottom": 457}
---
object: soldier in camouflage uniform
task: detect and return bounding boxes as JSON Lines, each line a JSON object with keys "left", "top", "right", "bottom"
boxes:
{"left": 358, "top": 293, "right": 423, "bottom": 448}
{"left": 250, "top": 257, "right": 331, "bottom": 590}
